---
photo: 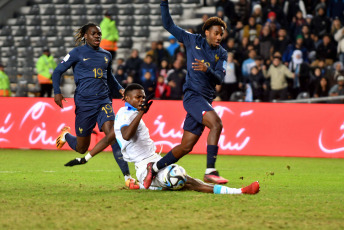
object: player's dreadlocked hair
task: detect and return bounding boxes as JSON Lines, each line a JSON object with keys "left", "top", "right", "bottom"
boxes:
{"left": 74, "top": 22, "right": 98, "bottom": 46}
{"left": 202, "top": 17, "right": 227, "bottom": 32}
{"left": 124, "top": 83, "right": 144, "bottom": 98}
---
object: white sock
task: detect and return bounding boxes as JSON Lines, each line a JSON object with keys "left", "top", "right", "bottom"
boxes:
{"left": 153, "top": 162, "right": 159, "bottom": 172}
{"left": 124, "top": 175, "right": 132, "bottom": 181}
{"left": 85, "top": 153, "right": 92, "bottom": 162}
{"left": 213, "top": 185, "right": 242, "bottom": 195}
{"left": 61, "top": 132, "right": 68, "bottom": 142}
{"left": 205, "top": 168, "right": 216, "bottom": 174}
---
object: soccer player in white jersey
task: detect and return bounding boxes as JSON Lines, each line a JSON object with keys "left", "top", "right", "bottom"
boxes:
{"left": 65, "top": 84, "right": 259, "bottom": 194}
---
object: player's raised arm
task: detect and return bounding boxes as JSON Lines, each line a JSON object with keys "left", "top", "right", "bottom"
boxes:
{"left": 160, "top": 0, "right": 186, "bottom": 42}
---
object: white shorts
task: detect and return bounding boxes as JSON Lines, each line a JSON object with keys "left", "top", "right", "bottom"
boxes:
{"left": 135, "top": 154, "right": 171, "bottom": 189}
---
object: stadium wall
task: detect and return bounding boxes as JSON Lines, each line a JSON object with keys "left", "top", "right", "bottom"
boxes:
{"left": 0, "top": 97, "right": 344, "bottom": 158}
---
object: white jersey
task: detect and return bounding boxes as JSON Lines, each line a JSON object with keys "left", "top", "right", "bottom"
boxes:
{"left": 114, "top": 102, "right": 156, "bottom": 165}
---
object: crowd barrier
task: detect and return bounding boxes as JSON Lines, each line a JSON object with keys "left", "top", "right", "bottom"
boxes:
{"left": 0, "top": 97, "right": 343, "bottom": 158}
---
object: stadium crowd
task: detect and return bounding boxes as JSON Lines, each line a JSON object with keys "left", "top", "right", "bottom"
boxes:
{"left": 2, "top": 0, "right": 344, "bottom": 102}
{"left": 112, "top": 0, "right": 344, "bottom": 102}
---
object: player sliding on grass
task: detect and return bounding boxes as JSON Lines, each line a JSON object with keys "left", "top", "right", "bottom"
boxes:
{"left": 143, "top": 0, "right": 230, "bottom": 189}
{"left": 65, "top": 84, "right": 259, "bottom": 194}
{"left": 52, "top": 23, "right": 135, "bottom": 185}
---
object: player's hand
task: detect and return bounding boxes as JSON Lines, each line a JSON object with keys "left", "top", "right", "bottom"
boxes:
{"left": 140, "top": 94, "right": 154, "bottom": 114}
{"left": 54, "top": 94, "right": 67, "bottom": 108}
{"left": 119, "top": 89, "right": 125, "bottom": 98}
{"left": 192, "top": 59, "right": 207, "bottom": 72}
{"left": 64, "top": 157, "right": 87, "bottom": 167}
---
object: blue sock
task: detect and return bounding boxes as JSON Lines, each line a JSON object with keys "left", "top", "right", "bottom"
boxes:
{"left": 207, "top": 145, "right": 218, "bottom": 168}
{"left": 213, "top": 185, "right": 223, "bottom": 194}
{"left": 65, "top": 133, "right": 77, "bottom": 151}
{"left": 111, "top": 142, "right": 130, "bottom": 176}
{"left": 157, "top": 150, "right": 178, "bottom": 170}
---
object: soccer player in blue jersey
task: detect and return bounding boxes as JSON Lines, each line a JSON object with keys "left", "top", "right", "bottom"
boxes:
{"left": 52, "top": 23, "right": 136, "bottom": 186}
{"left": 143, "top": 0, "right": 230, "bottom": 189}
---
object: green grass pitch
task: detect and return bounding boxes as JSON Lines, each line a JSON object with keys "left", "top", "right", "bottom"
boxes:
{"left": 1, "top": 149, "right": 344, "bottom": 230}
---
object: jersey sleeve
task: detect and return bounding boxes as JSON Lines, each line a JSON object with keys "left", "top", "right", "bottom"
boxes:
{"left": 205, "top": 50, "right": 228, "bottom": 85}
{"left": 116, "top": 110, "right": 137, "bottom": 131}
{"left": 160, "top": 0, "right": 195, "bottom": 47}
{"left": 52, "top": 49, "right": 78, "bottom": 95}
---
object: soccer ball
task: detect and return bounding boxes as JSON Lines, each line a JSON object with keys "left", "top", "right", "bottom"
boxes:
{"left": 163, "top": 164, "right": 187, "bottom": 190}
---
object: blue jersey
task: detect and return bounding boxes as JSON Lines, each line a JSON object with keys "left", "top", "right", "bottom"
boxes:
{"left": 52, "top": 44, "right": 123, "bottom": 106}
{"left": 161, "top": 1, "right": 227, "bottom": 100}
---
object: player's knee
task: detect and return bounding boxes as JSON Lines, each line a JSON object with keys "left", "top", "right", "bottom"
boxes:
{"left": 211, "top": 120, "right": 223, "bottom": 132}
{"left": 181, "top": 145, "right": 193, "bottom": 154}
{"left": 105, "top": 132, "right": 116, "bottom": 144}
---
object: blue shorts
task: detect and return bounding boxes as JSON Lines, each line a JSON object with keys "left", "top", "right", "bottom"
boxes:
{"left": 75, "top": 103, "right": 115, "bottom": 137}
{"left": 183, "top": 91, "right": 214, "bottom": 136}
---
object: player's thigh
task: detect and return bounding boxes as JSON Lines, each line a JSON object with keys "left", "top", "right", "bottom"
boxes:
{"left": 180, "top": 130, "right": 200, "bottom": 150}
{"left": 75, "top": 105, "right": 98, "bottom": 137}
{"left": 202, "top": 110, "right": 222, "bottom": 129}
{"left": 97, "top": 103, "right": 115, "bottom": 134}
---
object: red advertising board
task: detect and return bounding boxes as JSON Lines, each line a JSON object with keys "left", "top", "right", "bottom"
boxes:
{"left": 0, "top": 97, "right": 344, "bottom": 158}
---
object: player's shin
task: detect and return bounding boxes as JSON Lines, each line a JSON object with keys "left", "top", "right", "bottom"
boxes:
{"left": 155, "top": 150, "right": 178, "bottom": 172}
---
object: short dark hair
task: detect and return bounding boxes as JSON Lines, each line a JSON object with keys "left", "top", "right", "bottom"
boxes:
{"left": 124, "top": 83, "right": 144, "bottom": 97}
{"left": 202, "top": 17, "right": 227, "bottom": 32}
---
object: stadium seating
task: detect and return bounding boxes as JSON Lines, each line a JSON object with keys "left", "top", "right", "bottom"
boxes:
{"left": 0, "top": 0, "right": 202, "bottom": 96}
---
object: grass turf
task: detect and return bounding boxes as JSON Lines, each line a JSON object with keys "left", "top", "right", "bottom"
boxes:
{"left": 0, "top": 149, "right": 343, "bottom": 230}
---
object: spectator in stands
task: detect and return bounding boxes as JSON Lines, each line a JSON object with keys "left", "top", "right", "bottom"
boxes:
{"left": 283, "top": 0, "right": 307, "bottom": 24}
{"left": 334, "top": 25, "right": 344, "bottom": 65}
{"left": 167, "top": 59, "right": 186, "bottom": 100}
{"left": 0, "top": 64, "right": 11, "bottom": 97}
{"left": 331, "top": 17, "right": 342, "bottom": 36}
{"left": 115, "top": 65, "right": 127, "bottom": 89}
{"left": 263, "top": 54, "right": 295, "bottom": 101}
{"left": 248, "top": 65, "right": 266, "bottom": 101}
{"left": 310, "top": 6, "right": 331, "bottom": 38}
{"left": 235, "top": 0, "right": 250, "bottom": 24}
{"left": 327, "top": 0, "right": 344, "bottom": 24}
{"left": 155, "top": 75, "right": 171, "bottom": 99}
{"left": 225, "top": 38, "right": 238, "bottom": 58}
{"left": 259, "top": 25, "right": 274, "bottom": 61}
{"left": 140, "top": 54, "right": 157, "bottom": 84}
{"left": 273, "top": 28, "right": 289, "bottom": 55}
{"left": 196, "top": 14, "right": 209, "bottom": 37}
{"left": 283, "top": 35, "right": 308, "bottom": 64}
{"left": 242, "top": 49, "right": 257, "bottom": 80}
{"left": 313, "top": 77, "right": 330, "bottom": 98}
{"left": 300, "top": 25, "right": 314, "bottom": 52}
{"left": 166, "top": 35, "right": 180, "bottom": 57}
{"left": 147, "top": 41, "right": 171, "bottom": 67}
{"left": 288, "top": 50, "right": 306, "bottom": 98}
{"left": 215, "top": 0, "right": 237, "bottom": 26}
{"left": 125, "top": 49, "right": 143, "bottom": 83}
{"left": 290, "top": 10, "right": 307, "bottom": 41}
{"left": 329, "top": 75, "right": 344, "bottom": 100}
{"left": 265, "top": 11, "right": 281, "bottom": 32}
{"left": 251, "top": 4, "right": 263, "bottom": 25}
{"left": 263, "top": 0, "right": 286, "bottom": 26}
{"left": 329, "top": 61, "right": 344, "bottom": 88}
{"left": 215, "top": 7, "right": 230, "bottom": 28}
{"left": 243, "top": 16, "right": 262, "bottom": 42}
{"left": 316, "top": 34, "right": 337, "bottom": 66}
{"left": 220, "top": 52, "right": 242, "bottom": 101}
{"left": 36, "top": 48, "right": 57, "bottom": 97}
{"left": 99, "top": 11, "right": 119, "bottom": 59}
{"left": 141, "top": 71, "right": 155, "bottom": 96}
{"left": 158, "top": 58, "right": 170, "bottom": 81}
